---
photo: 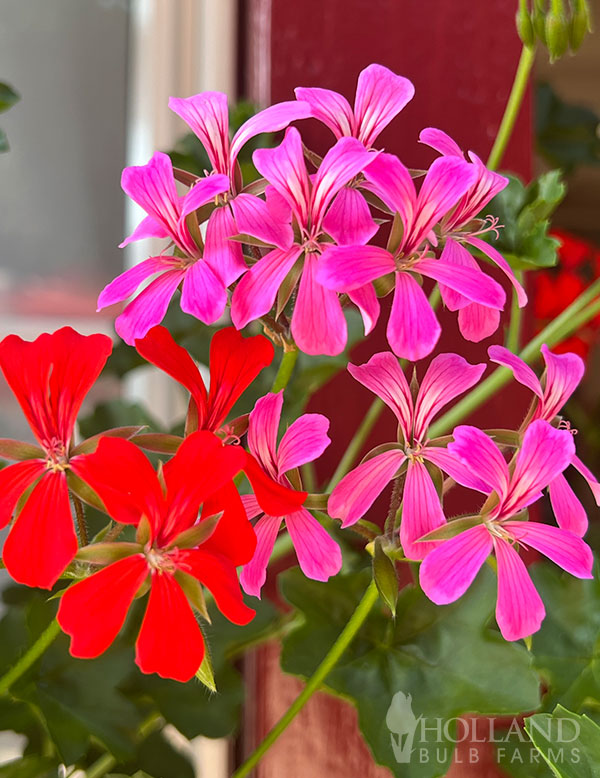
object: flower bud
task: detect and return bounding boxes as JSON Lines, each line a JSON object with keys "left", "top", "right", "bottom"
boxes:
{"left": 516, "top": 0, "right": 536, "bottom": 47}
{"left": 570, "top": 0, "right": 592, "bottom": 50}
{"left": 545, "top": 3, "right": 570, "bottom": 61}
{"left": 533, "top": 0, "right": 548, "bottom": 44}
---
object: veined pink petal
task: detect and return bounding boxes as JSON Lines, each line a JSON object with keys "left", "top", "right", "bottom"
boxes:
{"left": 572, "top": 455, "right": 600, "bottom": 506}
{"left": 253, "top": 128, "right": 311, "bottom": 226}
{"left": 419, "top": 525, "right": 492, "bottom": 604}
{"left": 265, "top": 185, "right": 292, "bottom": 224}
{"left": 322, "top": 187, "right": 379, "bottom": 246}
{"left": 448, "top": 425, "right": 509, "bottom": 499}
{"left": 180, "top": 174, "right": 230, "bottom": 218}
{"left": 241, "top": 493, "right": 263, "bottom": 521}
{"left": 231, "top": 192, "right": 294, "bottom": 250}
{"left": 248, "top": 392, "right": 283, "bottom": 480}
{"left": 363, "top": 152, "right": 416, "bottom": 228}
{"left": 503, "top": 420, "right": 575, "bottom": 517}
{"left": 505, "top": 521, "right": 593, "bottom": 579}
{"left": 538, "top": 344, "right": 584, "bottom": 421}
{"left": 277, "top": 414, "right": 330, "bottom": 476}
{"left": 494, "top": 538, "right": 545, "bottom": 642}
{"left": 121, "top": 152, "right": 181, "bottom": 237}
{"left": 240, "top": 514, "right": 282, "bottom": 598}
{"left": 416, "top": 258, "right": 505, "bottom": 311}
{"left": 203, "top": 206, "right": 247, "bottom": 286}
{"left": 286, "top": 507, "right": 342, "bottom": 582}
{"left": 115, "top": 269, "right": 186, "bottom": 345}
{"left": 413, "top": 353, "right": 486, "bottom": 441}
{"left": 387, "top": 272, "right": 441, "bottom": 361}
{"left": 436, "top": 239, "right": 485, "bottom": 311}
{"left": 347, "top": 284, "right": 380, "bottom": 336}
{"left": 120, "top": 214, "right": 170, "bottom": 248}
{"left": 347, "top": 352, "right": 413, "bottom": 441}
{"left": 401, "top": 460, "right": 446, "bottom": 560}
{"left": 180, "top": 260, "right": 227, "bottom": 324}
{"left": 449, "top": 154, "right": 508, "bottom": 228}
{"left": 354, "top": 64, "right": 415, "bottom": 147}
{"left": 294, "top": 86, "right": 354, "bottom": 138}
{"left": 458, "top": 303, "right": 501, "bottom": 342}
{"left": 419, "top": 127, "right": 463, "bottom": 157}
{"left": 548, "top": 473, "right": 588, "bottom": 536}
{"left": 97, "top": 256, "right": 179, "bottom": 311}
{"left": 230, "top": 100, "right": 312, "bottom": 169}
{"left": 169, "top": 92, "right": 230, "bottom": 175}
{"left": 291, "top": 254, "right": 347, "bottom": 356}
{"left": 311, "top": 137, "right": 375, "bottom": 229}
{"left": 231, "top": 246, "right": 302, "bottom": 330}
{"left": 422, "top": 446, "right": 492, "bottom": 494}
{"left": 488, "top": 345, "right": 543, "bottom": 399}
{"left": 328, "top": 449, "right": 406, "bottom": 527}
{"left": 466, "top": 236, "right": 528, "bottom": 307}
{"left": 316, "top": 245, "right": 395, "bottom": 292}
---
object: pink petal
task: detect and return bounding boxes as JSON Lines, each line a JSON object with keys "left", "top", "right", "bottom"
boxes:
{"left": 494, "top": 538, "right": 545, "bottom": 641}
{"left": 401, "top": 460, "right": 446, "bottom": 560}
{"left": 328, "top": 449, "right": 406, "bottom": 527}
{"left": 230, "top": 100, "right": 312, "bottom": 169}
{"left": 203, "top": 206, "right": 247, "bottom": 286}
{"left": 363, "top": 152, "right": 416, "bottom": 227}
{"left": 504, "top": 521, "right": 593, "bottom": 579}
{"left": 230, "top": 246, "right": 302, "bottom": 330}
{"left": 322, "top": 187, "right": 379, "bottom": 246}
{"left": 436, "top": 239, "right": 486, "bottom": 311}
{"left": 121, "top": 152, "right": 180, "bottom": 237}
{"left": 458, "top": 304, "right": 501, "bottom": 342}
{"left": 347, "top": 284, "right": 380, "bottom": 336}
{"left": 278, "top": 413, "right": 330, "bottom": 475}
{"left": 120, "top": 214, "right": 169, "bottom": 248}
{"left": 354, "top": 64, "right": 415, "bottom": 147}
{"left": 488, "top": 345, "right": 543, "bottom": 399}
{"left": 180, "top": 174, "right": 230, "bottom": 218}
{"left": 466, "top": 236, "right": 528, "bottom": 307}
{"left": 115, "top": 269, "right": 186, "bottom": 345}
{"left": 241, "top": 493, "right": 263, "bottom": 521}
{"left": 169, "top": 92, "right": 230, "bottom": 175}
{"left": 294, "top": 86, "right": 354, "bottom": 138}
{"left": 316, "top": 245, "right": 395, "bottom": 292}
{"left": 231, "top": 192, "right": 294, "bottom": 250}
{"left": 419, "top": 127, "right": 463, "bottom": 157}
{"left": 548, "top": 473, "right": 588, "bottom": 536}
{"left": 248, "top": 392, "right": 283, "bottom": 479}
{"left": 240, "top": 514, "right": 282, "bottom": 598}
{"left": 572, "top": 455, "right": 600, "bottom": 506}
{"left": 291, "top": 254, "right": 347, "bottom": 356}
{"left": 387, "top": 272, "right": 441, "bottom": 361}
{"left": 180, "top": 260, "right": 227, "bottom": 324}
{"left": 503, "top": 420, "right": 575, "bottom": 517}
{"left": 253, "top": 127, "right": 311, "bottom": 226}
{"left": 539, "top": 344, "right": 584, "bottom": 421}
{"left": 419, "top": 525, "right": 492, "bottom": 604}
{"left": 413, "top": 353, "right": 486, "bottom": 441}
{"left": 416, "top": 257, "right": 506, "bottom": 310}
{"left": 97, "top": 256, "right": 179, "bottom": 310}
{"left": 347, "top": 352, "right": 413, "bottom": 441}
{"left": 423, "top": 445, "right": 492, "bottom": 494}
{"left": 449, "top": 154, "right": 508, "bottom": 228}
{"left": 286, "top": 507, "right": 342, "bottom": 582}
{"left": 448, "top": 425, "right": 509, "bottom": 499}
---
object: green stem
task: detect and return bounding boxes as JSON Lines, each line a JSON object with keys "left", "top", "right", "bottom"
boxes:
{"left": 232, "top": 580, "right": 379, "bottom": 778}
{"left": 326, "top": 397, "right": 384, "bottom": 491}
{"left": 271, "top": 347, "right": 299, "bottom": 393}
{"left": 487, "top": 44, "right": 536, "bottom": 171}
{"left": 429, "top": 280, "right": 600, "bottom": 438}
{"left": 505, "top": 270, "right": 525, "bottom": 351}
{"left": 85, "top": 714, "right": 161, "bottom": 778}
{"left": 0, "top": 618, "right": 61, "bottom": 695}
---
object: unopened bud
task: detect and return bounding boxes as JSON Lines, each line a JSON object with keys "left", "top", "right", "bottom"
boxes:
{"left": 516, "top": 0, "right": 536, "bottom": 47}
{"left": 570, "top": 0, "right": 592, "bottom": 50}
{"left": 545, "top": 5, "right": 570, "bottom": 61}
{"left": 533, "top": 0, "right": 548, "bottom": 44}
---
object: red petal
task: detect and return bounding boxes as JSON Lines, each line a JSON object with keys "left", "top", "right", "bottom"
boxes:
{"left": 0, "top": 459, "right": 46, "bottom": 528}
{"left": 181, "top": 549, "right": 255, "bottom": 625}
{"left": 200, "top": 482, "right": 257, "bottom": 566}
{"left": 206, "top": 328, "right": 274, "bottom": 430}
{"left": 243, "top": 451, "right": 307, "bottom": 517}
{"left": 58, "top": 555, "right": 148, "bottom": 657}
{"left": 3, "top": 471, "right": 78, "bottom": 589}
{"left": 134, "top": 326, "right": 208, "bottom": 421}
{"left": 135, "top": 572, "right": 205, "bottom": 682}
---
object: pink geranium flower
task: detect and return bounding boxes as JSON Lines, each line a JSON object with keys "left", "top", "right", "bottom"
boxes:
{"left": 419, "top": 128, "right": 527, "bottom": 342}
{"left": 328, "top": 352, "right": 485, "bottom": 559}
{"left": 316, "top": 153, "right": 507, "bottom": 360}
{"left": 97, "top": 152, "right": 232, "bottom": 344}
{"left": 240, "top": 391, "right": 341, "bottom": 597}
{"left": 295, "top": 63, "right": 414, "bottom": 149}
{"left": 230, "top": 127, "right": 379, "bottom": 355}
{"left": 489, "top": 343, "right": 600, "bottom": 535}
{"left": 420, "top": 421, "right": 593, "bottom": 641}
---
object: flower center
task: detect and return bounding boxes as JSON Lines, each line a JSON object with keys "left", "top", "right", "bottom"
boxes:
{"left": 145, "top": 547, "right": 177, "bottom": 574}
{"left": 44, "top": 438, "right": 69, "bottom": 472}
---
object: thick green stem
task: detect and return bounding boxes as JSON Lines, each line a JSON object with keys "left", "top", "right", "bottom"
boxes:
{"left": 0, "top": 618, "right": 61, "bottom": 695}
{"left": 232, "top": 579, "right": 379, "bottom": 778}
{"left": 505, "top": 270, "right": 525, "bottom": 351}
{"left": 271, "top": 347, "right": 299, "bottom": 393}
{"left": 487, "top": 44, "right": 536, "bottom": 171}
{"left": 326, "top": 397, "right": 384, "bottom": 491}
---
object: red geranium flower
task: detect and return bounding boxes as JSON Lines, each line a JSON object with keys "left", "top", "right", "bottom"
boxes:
{"left": 0, "top": 327, "right": 112, "bottom": 588}
{"left": 58, "top": 431, "right": 255, "bottom": 683}
{"left": 134, "top": 325, "right": 306, "bottom": 515}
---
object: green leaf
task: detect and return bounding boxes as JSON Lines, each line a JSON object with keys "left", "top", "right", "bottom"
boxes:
{"left": 0, "top": 757, "right": 59, "bottom": 778}
{"left": 280, "top": 567, "right": 541, "bottom": 778}
{"left": 134, "top": 730, "right": 195, "bottom": 778}
{"left": 0, "top": 82, "right": 19, "bottom": 113}
{"left": 525, "top": 705, "right": 600, "bottom": 777}
{"left": 373, "top": 539, "right": 398, "bottom": 615}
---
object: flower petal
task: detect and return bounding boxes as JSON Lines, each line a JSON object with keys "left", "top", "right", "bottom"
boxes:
{"left": 203, "top": 206, "right": 248, "bottom": 286}
{"left": 243, "top": 451, "right": 307, "bottom": 518}
{"left": 240, "top": 514, "right": 282, "bottom": 598}
{"left": 286, "top": 507, "right": 342, "bottom": 582}
{"left": 539, "top": 344, "right": 584, "bottom": 421}
{"left": 572, "top": 455, "right": 600, "bottom": 506}
{"left": 180, "top": 174, "right": 230, "bottom": 218}
{"left": 231, "top": 192, "right": 294, "bottom": 250}
{"left": 416, "top": 257, "right": 506, "bottom": 311}
{"left": 120, "top": 214, "right": 169, "bottom": 248}
{"left": 328, "top": 450, "right": 406, "bottom": 527}
{"left": 248, "top": 392, "right": 283, "bottom": 479}
{"left": 466, "top": 236, "right": 528, "bottom": 307}
{"left": 115, "top": 269, "right": 186, "bottom": 345}
{"left": 458, "top": 303, "right": 501, "bottom": 342}
{"left": 97, "top": 257, "right": 179, "bottom": 311}
{"left": 322, "top": 187, "right": 379, "bottom": 246}
{"left": 180, "top": 260, "right": 227, "bottom": 325}
{"left": 504, "top": 521, "right": 593, "bottom": 579}
{"left": 435, "top": 239, "right": 481, "bottom": 311}
{"left": 363, "top": 152, "right": 416, "bottom": 227}
{"left": 201, "top": 482, "right": 257, "bottom": 566}
{"left": 0, "top": 459, "right": 45, "bottom": 528}
{"left": 316, "top": 245, "right": 395, "bottom": 292}
{"left": 419, "top": 127, "right": 463, "bottom": 157}
{"left": 169, "top": 92, "right": 230, "bottom": 175}
{"left": 488, "top": 345, "right": 543, "bottom": 399}
{"left": 494, "top": 538, "right": 545, "bottom": 641}
{"left": 448, "top": 425, "right": 509, "bottom": 499}
{"left": 278, "top": 413, "right": 330, "bottom": 476}
{"left": 121, "top": 152, "right": 180, "bottom": 238}
{"left": 347, "top": 284, "right": 380, "bottom": 336}
{"left": 294, "top": 86, "right": 354, "bottom": 138}
{"left": 423, "top": 446, "right": 491, "bottom": 494}
{"left": 387, "top": 273, "right": 441, "bottom": 361}
{"left": 354, "top": 64, "right": 415, "bottom": 147}
{"left": 548, "top": 473, "right": 588, "bottom": 536}
{"left": 401, "top": 460, "right": 446, "bottom": 560}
